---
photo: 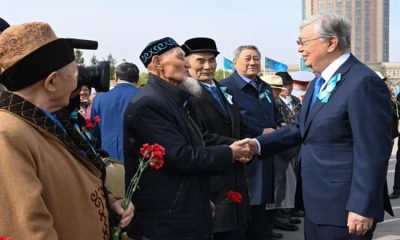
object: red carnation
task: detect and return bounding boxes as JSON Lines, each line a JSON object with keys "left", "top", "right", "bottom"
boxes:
{"left": 93, "top": 115, "right": 102, "bottom": 123}
{"left": 149, "top": 158, "right": 164, "bottom": 170}
{"left": 141, "top": 143, "right": 165, "bottom": 170}
{"left": 226, "top": 190, "right": 242, "bottom": 204}
{"left": 114, "top": 142, "right": 166, "bottom": 239}
{"left": 85, "top": 119, "right": 94, "bottom": 129}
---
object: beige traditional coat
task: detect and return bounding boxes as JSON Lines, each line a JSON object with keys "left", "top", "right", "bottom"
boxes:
{"left": 0, "top": 91, "right": 112, "bottom": 240}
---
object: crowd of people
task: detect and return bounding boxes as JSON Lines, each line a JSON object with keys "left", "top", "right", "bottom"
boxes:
{"left": 0, "top": 13, "right": 397, "bottom": 240}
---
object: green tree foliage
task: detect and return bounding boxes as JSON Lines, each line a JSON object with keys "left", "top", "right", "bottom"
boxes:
{"left": 90, "top": 55, "right": 98, "bottom": 66}
{"left": 138, "top": 72, "right": 149, "bottom": 87}
{"left": 214, "top": 69, "right": 232, "bottom": 80}
{"left": 74, "top": 49, "right": 84, "bottom": 64}
{"left": 105, "top": 54, "right": 118, "bottom": 79}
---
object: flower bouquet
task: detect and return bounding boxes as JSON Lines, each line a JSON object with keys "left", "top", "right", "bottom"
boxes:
{"left": 112, "top": 143, "right": 165, "bottom": 240}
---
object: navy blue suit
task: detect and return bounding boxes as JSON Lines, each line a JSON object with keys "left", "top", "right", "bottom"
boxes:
{"left": 91, "top": 83, "right": 139, "bottom": 162}
{"left": 221, "top": 71, "right": 282, "bottom": 205}
{"left": 257, "top": 55, "right": 393, "bottom": 237}
{"left": 221, "top": 72, "right": 283, "bottom": 239}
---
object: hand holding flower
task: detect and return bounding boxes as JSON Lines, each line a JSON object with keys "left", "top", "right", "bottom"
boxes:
{"left": 111, "top": 199, "right": 135, "bottom": 228}
{"left": 112, "top": 143, "right": 165, "bottom": 240}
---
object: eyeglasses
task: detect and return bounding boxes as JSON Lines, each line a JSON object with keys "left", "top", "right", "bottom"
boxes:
{"left": 296, "top": 37, "right": 321, "bottom": 47}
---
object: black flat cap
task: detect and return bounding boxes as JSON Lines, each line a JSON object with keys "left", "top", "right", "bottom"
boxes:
{"left": 181, "top": 37, "right": 220, "bottom": 57}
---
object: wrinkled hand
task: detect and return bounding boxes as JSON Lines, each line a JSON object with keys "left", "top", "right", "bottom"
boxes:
{"left": 111, "top": 199, "right": 135, "bottom": 228}
{"left": 347, "top": 212, "right": 373, "bottom": 236}
{"left": 236, "top": 138, "right": 259, "bottom": 156}
{"left": 262, "top": 128, "right": 276, "bottom": 135}
{"left": 229, "top": 140, "right": 252, "bottom": 164}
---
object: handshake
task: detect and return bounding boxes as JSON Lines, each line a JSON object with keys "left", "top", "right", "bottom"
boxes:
{"left": 229, "top": 138, "right": 260, "bottom": 164}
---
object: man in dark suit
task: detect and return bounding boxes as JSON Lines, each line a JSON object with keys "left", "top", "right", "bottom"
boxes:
{"left": 182, "top": 37, "right": 250, "bottom": 240}
{"left": 221, "top": 45, "right": 283, "bottom": 240}
{"left": 91, "top": 62, "right": 140, "bottom": 162}
{"left": 243, "top": 14, "right": 393, "bottom": 240}
{"left": 124, "top": 37, "right": 253, "bottom": 240}
{"left": 274, "top": 72, "right": 301, "bottom": 124}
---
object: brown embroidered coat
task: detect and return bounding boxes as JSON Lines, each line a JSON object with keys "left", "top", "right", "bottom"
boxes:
{"left": 0, "top": 91, "right": 112, "bottom": 240}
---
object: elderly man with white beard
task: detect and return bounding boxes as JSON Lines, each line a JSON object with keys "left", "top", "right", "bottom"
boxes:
{"left": 123, "top": 37, "right": 253, "bottom": 240}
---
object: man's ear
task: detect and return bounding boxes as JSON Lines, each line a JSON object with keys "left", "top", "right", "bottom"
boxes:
{"left": 43, "top": 71, "right": 59, "bottom": 92}
{"left": 151, "top": 55, "right": 162, "bottom": 70}
{"left": 327, "top": 36, "right": 339, "bottom": 52}
{"left": 233, "top": 59, "right": 238, "bottom": 68}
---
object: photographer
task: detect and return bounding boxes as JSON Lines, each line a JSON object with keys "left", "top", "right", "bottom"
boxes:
{"left": 0, "top": 22, "right": 133, "bottom": 239}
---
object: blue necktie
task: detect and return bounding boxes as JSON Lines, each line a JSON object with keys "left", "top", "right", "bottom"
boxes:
{"left": 208, "top": 86, "right": 227, "bottom": 114}
{"left": 310, "top": 76, "right": 325, "bottom": 107}
{"left": 250, "top": 80, "right": 258, "bottom": 90}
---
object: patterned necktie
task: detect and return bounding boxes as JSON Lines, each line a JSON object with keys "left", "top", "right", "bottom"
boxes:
{"left": 310, "top": 76, "right": 325, "bottom": 107}
{"left": 208, "top": 86, "right": 227, "bottom": 114}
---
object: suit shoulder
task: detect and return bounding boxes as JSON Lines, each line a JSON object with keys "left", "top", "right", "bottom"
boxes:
{"left": 349, "top": 61, "right": 379, "bottom": 81}
{"left": 220, "top": 75, "right": 235, "bottom": 84}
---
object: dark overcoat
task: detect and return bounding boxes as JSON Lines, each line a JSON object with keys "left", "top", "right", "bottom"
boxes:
{"left": 124, "top": 74, "right": 233, "bottom": 240}
{"left": 188, "top": 79, "right": 250, "bottom": 233}
{"left": 221, "top": 71, "right": 282, "bottom": 205}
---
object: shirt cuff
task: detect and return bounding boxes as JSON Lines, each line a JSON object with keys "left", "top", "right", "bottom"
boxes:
{"left": 254, "top": 139, "right": 261, "bottom": 155}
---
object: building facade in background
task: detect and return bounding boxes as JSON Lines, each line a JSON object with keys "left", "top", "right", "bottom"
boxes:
{"left": 302, "top": 0, "right": 389, "bottom": 64}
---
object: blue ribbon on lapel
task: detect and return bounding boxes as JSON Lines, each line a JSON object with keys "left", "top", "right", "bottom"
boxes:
{"left": 259, "top": 89, "right": 272, "bottom": 103}
{"left": 220, "top": 86, "right": 234, "bottom": 105}
{"left": 220, "top": 86, "right": 228, "bottom": 98}
{"left": 317, "top": 73, "right": 342, "bottom": 103}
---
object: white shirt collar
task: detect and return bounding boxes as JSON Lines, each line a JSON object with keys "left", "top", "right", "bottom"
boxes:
{"left": 318, "top": 53, "right": 350, "bottom": 92}
{"left": 321, "top": 53, "right": 350, "bottom": 82}
{"left": 280, "top": 95, "right": 292, "bottom": 104}
{"left": 238, "top": 73, "right": 256, "bottom": 84}
{"left": 199, "top": 80, "right": 216, "bottom": 88}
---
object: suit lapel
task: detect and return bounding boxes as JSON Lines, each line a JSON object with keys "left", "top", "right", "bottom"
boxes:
{"left": 201, "top": 85, "right": 228, "bottom": 118}
{"left": 277, "top": 98, "right": 294, "bottom": 116}
{"left": 300, "top": 85, "right": 314, "bottom": 134}
{"left": 303, "top": 55, "right": 357, "bottom": 136}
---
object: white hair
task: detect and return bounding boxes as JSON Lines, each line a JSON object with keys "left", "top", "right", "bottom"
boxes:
{"left": 301, "top": 14, "right": 351, "bottom": 53}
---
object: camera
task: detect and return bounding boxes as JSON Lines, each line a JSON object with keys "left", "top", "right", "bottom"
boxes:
{"left": 78, "top": 61, "right": 110, "bottom": 92}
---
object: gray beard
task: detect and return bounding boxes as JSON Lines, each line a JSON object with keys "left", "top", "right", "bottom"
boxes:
{"left": 179, "top": 77, "right": 202, "bottom": 97}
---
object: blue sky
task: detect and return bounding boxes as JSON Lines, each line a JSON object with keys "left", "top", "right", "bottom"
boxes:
{"left": 2, "top": 0, "right": 399, "bottom": 71}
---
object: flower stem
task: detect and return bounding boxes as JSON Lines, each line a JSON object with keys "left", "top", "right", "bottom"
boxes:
{"left": 112, "top": 151, "right": 154, "bottom": 240}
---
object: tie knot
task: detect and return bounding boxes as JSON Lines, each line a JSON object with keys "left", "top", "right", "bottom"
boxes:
{"left": 317, "top": 76, "right": 325, "bottom": 84}
{"left": 250, "top": 80, "right": 258, "bottom": 89}
{"left": 208, "top": 85, "right": 218, "bottom": 92}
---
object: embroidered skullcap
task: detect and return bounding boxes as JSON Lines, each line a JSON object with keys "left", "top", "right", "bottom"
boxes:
{"left": 0, "top": 22, "right": 98, "bottom": 91}
{"left": 139, "top": 37, "right": 180, "bottom": 68}
{"left": 181, "top": 37, "right": 220, "bottom": 57}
